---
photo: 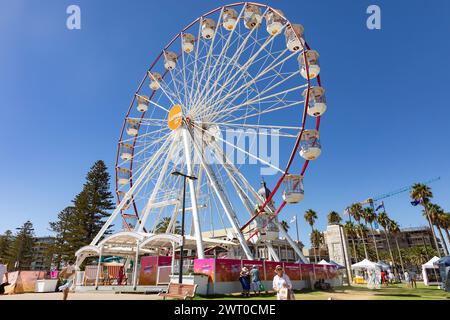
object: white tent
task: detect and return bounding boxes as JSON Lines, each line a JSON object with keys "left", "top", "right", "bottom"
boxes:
{"left": 377, "top": 261, "right": 391, "bottom": 271}
{"left": 318, "top": 259, "right": 333, "bottom": 266}
{"left": 351, "top": 259, "right": 381, "bottom": 270}
{"left": 422, "top": 256, "right": 441, "bottom": 286}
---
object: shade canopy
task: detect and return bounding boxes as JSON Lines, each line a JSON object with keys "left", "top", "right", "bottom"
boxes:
{"left": 351, "top": 259, "right": 381, "bottom": 270}
{"left": 437, "top": 256, "right": 450, "bottom": 267}
{"left": 423, "top": 256, "right": 440, "bottom": 268}
{"left": 377, "top": 261, "right": 391, "bottom": 271}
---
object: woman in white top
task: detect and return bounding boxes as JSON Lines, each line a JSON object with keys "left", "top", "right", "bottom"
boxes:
{"left": 272, "top": 265, "right": 293, "bottom": 300}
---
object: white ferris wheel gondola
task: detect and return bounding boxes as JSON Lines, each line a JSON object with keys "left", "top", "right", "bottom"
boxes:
{"left": 201, "top": 18, "right": 216, "bottom": 39}
{"left": 244, "top": 4, "right": 262, "bottom": 29}
{"left": 223, "top": 8, "right": 238, "bottom": 31}
{"left": 265, "top": 9, "right": 285, "bottom": 36}
{"left": 303, "top": 86, "right": 327, "bottom": 117}
{"left": 285, "top": 24, "right": 305, "bottom": 52}
{"left": 282, "top": 174, "right": 305, "bottom": 204}
{"left": 182, "top": 33, "right": 196, "bottom": 53}
{"left": 164, "top": 51, "right": 178, "bottom": 70}
{"left": 119, "top": 142, "right": 133, "bottom": 161}
{"left": 149, "top": 72, "right": 162, "bottom": 91}
{"left": 299, "top": 50, "right": 321, "bottom": 79}
{"left": 299, "top": 129, "right": 322, "bottom": 160}
{"left": 137, "top": 95, "right": 150, "bottom": 113}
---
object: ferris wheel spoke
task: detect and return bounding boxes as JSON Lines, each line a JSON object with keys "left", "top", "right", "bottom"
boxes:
{"left": 192, "top": 123, "right": 284, "bottom": 175}
{"left": 205, "top": 48, "right": 299, "bottom": 116}
{"left": 191, "top": 9, "right": 225, "bottom": 107}
{"left": 193, "top": 6, "right": 246, "bottom": 108}
{"left": 195, "top": 8, "right": 270, "bottom": 111}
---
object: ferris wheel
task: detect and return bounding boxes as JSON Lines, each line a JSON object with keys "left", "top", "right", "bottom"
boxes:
{"left": 92, "top": 2, "right": 326, "bottom": 261}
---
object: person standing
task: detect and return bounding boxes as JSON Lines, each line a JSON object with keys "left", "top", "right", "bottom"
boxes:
{"left": 239, "top": 267, "right": 251, "bottom": 297}
{"left": 0, "top": 259, "right": 9, "bottom": 295}
{"left": 272, "top": 265, "right": 294, "bottom": 300}
{"left": 250, "top": 265, "right": 262, "bottom": 296}
{"left": 58, "top": 261, "right": 76, "bottom": 300}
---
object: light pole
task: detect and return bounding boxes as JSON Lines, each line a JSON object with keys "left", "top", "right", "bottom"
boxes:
{"left": 172, "top": 171, "right": 197, "bottom": 284}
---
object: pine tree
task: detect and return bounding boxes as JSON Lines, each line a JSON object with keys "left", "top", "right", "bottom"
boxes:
{"left": 0, "top": 230, "right": 14, "bottom": 267}
{"left": 75, "top": 160, "right": 115, "bottom": 240}
{"left": 48, "top": 160, "right": 115, "bottom": 262}
{"left": 8, "top": 221, "right": 35, "bottom": 270}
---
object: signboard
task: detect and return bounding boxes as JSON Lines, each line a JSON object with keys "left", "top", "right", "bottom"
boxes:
{"left": 283, "top": 262, "right": 301, "bottom": 281}
{"left": 263, "top": 261, "right": 280, "bottom": 281}
{"left": 194, "top": 259, "right": 215, "bottom": 282}
{"left": 300, "top": 264, "right": 314, "bottom": 281}
{"left": 215, "top": 259, "right": 242, "bottom": 282}
{"left": 139, "top": 256, "right": 172, "bottom": 285}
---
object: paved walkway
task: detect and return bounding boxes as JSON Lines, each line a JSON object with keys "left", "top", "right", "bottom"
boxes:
{"left": 0, "top": 292, "right": 163, "bottom": 300}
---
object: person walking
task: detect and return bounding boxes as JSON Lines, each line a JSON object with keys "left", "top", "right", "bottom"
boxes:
{"left": 272, "top": 265, "right": 294, "bottom": 300}
{"left": 409, "top": 270, "right": 417, "bottom": 289}
{"left": 0, "top": 259, "right": 9, "bottom": 295}
{"left": 239, "top": 267, "right": 251, "bottom": 297}
{"left": 250, "top": 265, "right": 262, "bottom": 296}
{"left": 404, "top": 270, "right": 410, "bottom": 288}
{"left": 58, "top": 261, "right": 76, "bottom": 300}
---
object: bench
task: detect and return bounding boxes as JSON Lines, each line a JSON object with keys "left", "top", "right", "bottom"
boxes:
{"left": 159, "top": 283, "right": 197, "bottom": 300}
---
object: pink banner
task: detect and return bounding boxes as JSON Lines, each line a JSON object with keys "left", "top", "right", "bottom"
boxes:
{"left": 300, "top": 264, "right": 314, "bottom": 280}
{"left": 215, "top": 259, "right": 242, "bottom": 282}
{"left": 283, "top": 262, "right": 301, "bottom": 281}
{"left": 194, "top": 259, "right": 215, "bottom": 282}
{"left": 263, "top": 261, "right": 280, "bottom": 281}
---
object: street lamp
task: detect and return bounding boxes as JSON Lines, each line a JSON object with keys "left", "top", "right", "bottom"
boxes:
{"left": 171, "top": 171, "right": 197, "bottom": 284}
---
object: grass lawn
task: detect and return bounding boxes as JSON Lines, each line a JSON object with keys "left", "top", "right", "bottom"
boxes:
{"left": 195, "top": 282, "right": 450, "bottom": 300}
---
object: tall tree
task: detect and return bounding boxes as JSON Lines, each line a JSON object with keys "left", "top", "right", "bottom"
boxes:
{"left": 0, "top": 230, "right": 14, "bottom": 268}
{"left": 48, "top": 160, "right": 115, "bottom": 262}
{"left": 388, "top": 220, "right": 405, "bottom": 274}
{"left": 310, "top": 229, "right": 323, "bottom": 261}
{"left": 344, "top": 221, "right": 358, "bottom": 262}
{"left": 439, "top": 212, "right": 450, "bottom": 248}
{"left": 350, "top": 203, "right": 369, "bottom": 259}
{"left": 410, "top": 183, "right": 441, "bottom": 256}
{"left": 377, "top": 212, "right": 395, "bottom": 266}
{"left": 362, "top": 207, "right": 380, "bottom": 261}
{"left": 304, "top": 209, "right": 318, "bottom": 263}
{"left": 327, "top": 211, "right": 342, "bottom": 225}
{"left": 426, "top": 204, "right": 449, "bottom": 255}
{"left": 8, "top": 221, "right": 35, "bottom": 270}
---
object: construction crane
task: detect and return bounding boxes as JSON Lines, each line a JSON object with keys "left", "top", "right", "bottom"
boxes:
{"left": 360, "top": 177, "right": 441, "bottom": 206}
{"left": 344, "top": 177, "right": 441, "bottom": 216}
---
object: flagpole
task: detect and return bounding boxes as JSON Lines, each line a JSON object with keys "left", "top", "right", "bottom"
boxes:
{"left": 295, "top": 214, "right": 300, "bottom": 243}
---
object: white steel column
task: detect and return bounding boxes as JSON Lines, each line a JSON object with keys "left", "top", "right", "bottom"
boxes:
{"left": 182, "top": 128, "right": 205, "bottom": 259}
{"left": 189, "top": 129, "right": 253, "bottom": 260}
{"left": 90, "top": 138, "right": 172, "bottom": 245}
{"left": 133, "top": 240, "right": 140, "bottom": 290}
{"left": 95, "top": 246, "right": 103, "bottom": 289}
{"left": 138, "top": 135, "right": 178, "bottom": 232}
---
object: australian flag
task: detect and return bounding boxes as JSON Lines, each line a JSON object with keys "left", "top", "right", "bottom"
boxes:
{"left": 375, "top": 204, "right": 383, "bottom": 211}
{"left": 411, "top": 198, "right": 423, "bottom": 206}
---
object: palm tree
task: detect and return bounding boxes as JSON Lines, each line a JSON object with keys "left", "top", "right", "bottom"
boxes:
{"left": 310, "top": 229, "right": 324, "bottom": 261}
{"left": 327, "top": 211, "right": 342, "bottom": 225}
{"left": 410, "top": 183, "right": 441, "bottom": 256}
{"left": 304, "top": 209, "right": 318, "bottom": 263}
{"left": 349, "top": 203, "right": 369, "bottom": 259}
{"left": 388, "top": 220, "right": 405, "bottom": 274}
{"left": 427, "top": 204, "right": 449, "bottom": 255}
{"left": 344, "top": 221, "right": 358, "bottom": 262}
{"left": 439, "top": 213, "right": 450, "bottom": 248}
{"left": 377, "top": 212, "right": 395, "bottom": 266}
{"left": 362, "top": 207, "right": 380, "bottom": 261}
{"left": 154, "top": 217, "right": 181, "bottom": 234}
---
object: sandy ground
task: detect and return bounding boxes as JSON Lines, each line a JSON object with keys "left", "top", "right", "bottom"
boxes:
{"left": 0, "top": 292, "right": 164, "bottom": 300}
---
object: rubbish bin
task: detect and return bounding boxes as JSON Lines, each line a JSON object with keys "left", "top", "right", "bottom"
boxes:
{"left": 35, "top": 279, "right": 58, "bottom": 293}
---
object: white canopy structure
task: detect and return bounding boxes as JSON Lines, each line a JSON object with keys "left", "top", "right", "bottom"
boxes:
{"left": 351, "top": 259, "right": 381, "bottom": 270}
{"left": 318, "top": 259, "right": 333, "bottom": 266}
{"left": 422, "top": 256, "right": 441, "bottom": 286}
{"left": 377, "top": 261, "right": 391, "bottom": 271}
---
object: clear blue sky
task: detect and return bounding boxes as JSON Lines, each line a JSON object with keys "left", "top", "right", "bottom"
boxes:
{"left": 1, "top": 0, "right": 449, "bottom": 248}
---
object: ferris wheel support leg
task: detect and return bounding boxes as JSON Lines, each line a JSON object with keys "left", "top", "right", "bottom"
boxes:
{"left": 188, "top": 131, "right": 254, "bottom": 260}
{"left": 137, "top": 135, "right": 178, "bottom": 232}
{"left": 275, "top": 220, "right": 308, "bottom": 263}
{"left": 182, "top": 128, "right": 205, "bottom": 259}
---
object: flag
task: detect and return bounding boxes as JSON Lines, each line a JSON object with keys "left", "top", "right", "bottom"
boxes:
{"left": 290, "top": 216, "right": 296, "bottom": 224}
{"left": 411, "top": 199, "right": 422, "bottom": 206}
{"left": 375, "top": 204, "right": 383, "bottom": 211}
{"left": 373, "top": 221, "right": 380, "bottom": 230}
